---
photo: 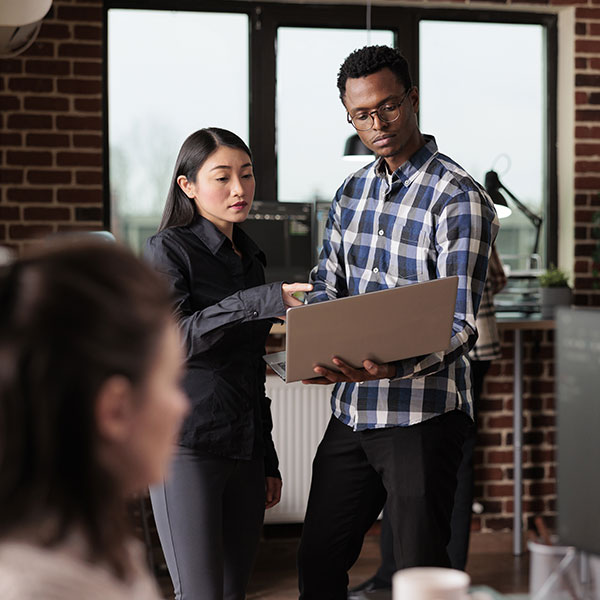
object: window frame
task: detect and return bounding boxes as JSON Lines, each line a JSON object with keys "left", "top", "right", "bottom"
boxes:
{"left": 102, "top": 0, "right": 558, "bottom": 264}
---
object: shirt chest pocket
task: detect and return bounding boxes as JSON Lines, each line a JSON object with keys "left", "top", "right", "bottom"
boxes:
{"left": 385, "top": 219, "right": 435, "bottom": 285}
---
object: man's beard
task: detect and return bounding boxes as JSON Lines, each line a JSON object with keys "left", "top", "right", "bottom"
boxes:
{"left": 376, "top": 147, "right": 401, "bottom": 159}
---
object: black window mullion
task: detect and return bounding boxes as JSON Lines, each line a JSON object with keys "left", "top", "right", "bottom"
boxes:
{"left": 370, "top": 8, "right": 417, "bottom": 84}
{"left": 250, "top": 7, "right": 278, "bottom": 203}
{"left": 546, "top": 17, "right": 558, "bottom": 267}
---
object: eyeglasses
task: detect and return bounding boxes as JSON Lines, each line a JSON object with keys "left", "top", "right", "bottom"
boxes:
{"left": 346, "top": 88, "right": 412, "bottom": 131}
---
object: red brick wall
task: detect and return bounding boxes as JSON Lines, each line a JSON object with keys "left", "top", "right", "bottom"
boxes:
{"left": 474, "top": 329, "right": 557, "bottom": 536}
{"left": 0, "top": 0, "right": 103, "bottom": 251}
{"left": 1, "top": 0, "right": 599, "bottom": 538}
{"left": 575, "top": 7, "right": 600, "bottom": 307}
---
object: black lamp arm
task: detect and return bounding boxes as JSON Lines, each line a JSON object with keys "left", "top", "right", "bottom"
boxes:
{"left": 498, "top": 181, "right": 543, "bottom": 257}
{"left": 485, "top": 169, "right": 543, "bottom": 260}
{"left": 497, "top": 181, "right": 543, "bottom": 229}
{"left": 500, "top": 178, "right": 542, "bottom": 254}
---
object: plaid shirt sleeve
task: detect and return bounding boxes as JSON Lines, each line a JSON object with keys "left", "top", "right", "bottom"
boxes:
{"left": 309, "top": 184, "right": 349, "bottom": 302}
{"left": 390, "top": 187, "right": 497, "bottom": 380}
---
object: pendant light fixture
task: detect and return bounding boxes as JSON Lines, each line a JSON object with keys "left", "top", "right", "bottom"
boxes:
{"left": 343, "top": 134, "right": 374, "bottom": 161}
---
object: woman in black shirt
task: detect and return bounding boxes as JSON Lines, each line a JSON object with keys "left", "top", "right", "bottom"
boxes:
{"left": 145, "top": 128, "right": 311, "bottom": 600}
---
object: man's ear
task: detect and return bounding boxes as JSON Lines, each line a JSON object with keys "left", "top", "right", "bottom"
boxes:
{"left": 410, "top": 87, "right": 419, "bottom": 113}
{"left": 177, "top": 175, "right": 195, "bottom": 199}
{"left": 95, "top": 375, "right": 135, "bottom": 443}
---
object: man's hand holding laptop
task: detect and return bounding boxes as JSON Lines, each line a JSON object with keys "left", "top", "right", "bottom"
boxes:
{"left": 302, "top": 357, "right": 395, "bottom": 385}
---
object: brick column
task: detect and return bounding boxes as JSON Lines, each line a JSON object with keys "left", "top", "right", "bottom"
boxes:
{"left": 574, "top": 6, "right": 600, "bottom": 306}
{"left": 0, "top": 0, "right": 103, "bottom": 254}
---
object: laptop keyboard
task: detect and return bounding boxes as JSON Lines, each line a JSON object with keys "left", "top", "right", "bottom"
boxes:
{"left": 263, "top": 351, "right": 287, "bottom": 380}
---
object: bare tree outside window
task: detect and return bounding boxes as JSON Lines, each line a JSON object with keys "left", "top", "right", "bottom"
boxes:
{"left": 108, "top": 9, "right": 249, "bottom": 253}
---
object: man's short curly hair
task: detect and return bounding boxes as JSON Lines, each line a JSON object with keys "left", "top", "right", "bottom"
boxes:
{"left": 337, "top": 45, "right": 412, "bottom": 102}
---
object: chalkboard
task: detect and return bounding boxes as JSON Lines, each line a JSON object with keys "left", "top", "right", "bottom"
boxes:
{"left": 556, "top": 307, "right": 600, "bottom": 556}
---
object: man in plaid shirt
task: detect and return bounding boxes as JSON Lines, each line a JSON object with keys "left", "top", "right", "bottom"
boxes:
{"left": 297, "top": 45, "right": 499, "bottom": 599}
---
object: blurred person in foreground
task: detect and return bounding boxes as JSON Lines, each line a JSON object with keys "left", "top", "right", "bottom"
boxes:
{"left": 0, "top": 239, "right": 189, "bottom": 600}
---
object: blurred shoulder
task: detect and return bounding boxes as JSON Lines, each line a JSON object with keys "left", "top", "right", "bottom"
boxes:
{"left": 0, "top": 539, "right": 161, "bottom": 600}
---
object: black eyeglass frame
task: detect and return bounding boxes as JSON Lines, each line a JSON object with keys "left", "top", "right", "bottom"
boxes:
{"left": 346, "top": 87, "right": 413, "bottom": 131}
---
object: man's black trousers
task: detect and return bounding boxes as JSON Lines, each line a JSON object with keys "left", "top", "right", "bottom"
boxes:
{"left": 297, "top": 409, "right": 470, "bottom": 600}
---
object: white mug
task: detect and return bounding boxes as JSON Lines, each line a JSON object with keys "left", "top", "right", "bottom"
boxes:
{"left": 393, "top": 567, "right": 471, "bottom": 600}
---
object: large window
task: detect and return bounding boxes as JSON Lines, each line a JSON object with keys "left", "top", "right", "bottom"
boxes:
{"left": 105, "top": 2, "right": 557, "bottom": 265}
{"left": 419, "top": 20, "right": 548, "bottom": 271}
{"left": 107, "top": 9, "right": 249, "bottom": 251}
{"left": 276, "top": 27, "right": 394, "bottom": 203}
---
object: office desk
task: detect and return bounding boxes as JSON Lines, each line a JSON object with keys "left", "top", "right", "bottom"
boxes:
{"left": 496, "top": 315, "right": 555, "bottom": 556}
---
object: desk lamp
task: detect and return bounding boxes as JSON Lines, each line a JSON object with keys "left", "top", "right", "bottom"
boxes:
{"left": 484, "top": 169, "right": 543, "bottom": 265}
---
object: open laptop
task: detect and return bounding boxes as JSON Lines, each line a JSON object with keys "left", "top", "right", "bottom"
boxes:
{"left": 264, "top": 276, "right": 459, "bottom": 383}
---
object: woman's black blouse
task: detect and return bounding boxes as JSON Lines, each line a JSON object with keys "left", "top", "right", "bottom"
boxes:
{"left": 144, "top": 215, "right": 285, "bottom": 478}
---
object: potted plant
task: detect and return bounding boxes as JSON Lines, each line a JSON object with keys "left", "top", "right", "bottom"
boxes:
{"left": 538, "top": 265, "right": 572, "bottom": 319}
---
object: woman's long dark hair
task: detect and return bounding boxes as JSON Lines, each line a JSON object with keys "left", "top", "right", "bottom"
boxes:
{"left": 0, "top": 239, "right": 172, "bottom": 579}
{"left": 158, "top": 127, "right": 252, "bottom": 232}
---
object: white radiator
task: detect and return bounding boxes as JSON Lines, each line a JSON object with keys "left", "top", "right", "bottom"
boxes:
{"left": 264, "top": 376, "right": 333, "bottom": 523}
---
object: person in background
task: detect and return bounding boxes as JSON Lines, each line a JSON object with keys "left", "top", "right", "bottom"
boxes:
{"left": 449, "top": 245, "right": 507, "bottom": 569}
{"left": 297, "top": 45, "right": 499, "bottom": 599}
{"left": 348, "top": 246, "right": 507, "bottom": 597}
{"left": 0, "top": 240, "right": 188, "bottom": 600}
{"left": 145, "top": 127, "right": 312, "bottom": 600}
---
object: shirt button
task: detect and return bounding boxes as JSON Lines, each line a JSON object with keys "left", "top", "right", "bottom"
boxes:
{"left": 373, "top": 267, "right": 379, "bottom": 274}
{"left": 252, "top": 310, "right": 259, "bottom": 317}
{"left": 378, "top": 229, "right": 384, "bottom": 236}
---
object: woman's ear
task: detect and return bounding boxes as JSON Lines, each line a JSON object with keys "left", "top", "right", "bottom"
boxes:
{"left": 95, "top": 375, "right": 135, "bottom": 443}
{"left": 177, "top": 175, "right": 195, "bottom": 200}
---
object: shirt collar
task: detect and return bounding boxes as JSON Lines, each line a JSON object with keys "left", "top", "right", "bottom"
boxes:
{"left": 189, "top": 214, "right": 226, "bottom": 255}
{"left": 189, "top": 214, "right": 265, "bottom": 265}
{"left": 374, "top": 134, "right": 438, "bottom": 184}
